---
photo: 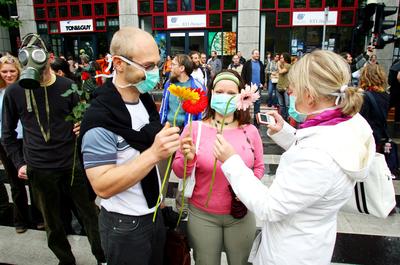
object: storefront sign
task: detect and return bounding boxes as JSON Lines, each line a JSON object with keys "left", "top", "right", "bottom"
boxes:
{"left": 167, "top": 14, "right": 206, "bottom": 29}
{"left": 60, "top": 19, "right": 93, "bottom": 33}
{"left": 292, "top": 11, "right": 338, "bottom": 26}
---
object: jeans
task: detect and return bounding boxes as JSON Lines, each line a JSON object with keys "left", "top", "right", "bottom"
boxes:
{"left": 99, "top": 207, "right": 166, "bottom": 265}
{"left": 28, "top": 166, "right": 105, "bottom": 265}
{"left": 276, "top": 90, "right": 289, "bottom": 120}
{"left": 267, "top": 80, "right": 278, "bottom": 107}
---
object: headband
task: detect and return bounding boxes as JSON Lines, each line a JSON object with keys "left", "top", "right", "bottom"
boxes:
{"left": 212, "top": 72, "right": 240, "bottom": 88}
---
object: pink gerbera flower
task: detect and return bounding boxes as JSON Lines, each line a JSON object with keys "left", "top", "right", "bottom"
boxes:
{"left": 237, "top": 83, "right": 260, "bottom": 111}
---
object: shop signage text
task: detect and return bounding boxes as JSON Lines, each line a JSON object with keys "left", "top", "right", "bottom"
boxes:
{"left": 292, "top": 11, "right": 338, "bottom": 26}
{"left": 60, "top": 19, "right": 94, "bottom": 33}
{"left": 167, "top": 14, "right": 207, "bottom": 29}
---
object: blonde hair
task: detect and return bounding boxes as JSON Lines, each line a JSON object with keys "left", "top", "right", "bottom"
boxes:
{"left": 359, "top": 64, "right": 388, "bottom": 90}
{"left": 0, "top": 54, "right": 22, "bottom": 88}
{"left": 288, "top": 50, "right": 363, "bottom": 116}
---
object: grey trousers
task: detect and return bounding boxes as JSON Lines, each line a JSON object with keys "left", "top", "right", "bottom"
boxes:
{"left": 188, "top": 204, "right": 256, "bottom": 265}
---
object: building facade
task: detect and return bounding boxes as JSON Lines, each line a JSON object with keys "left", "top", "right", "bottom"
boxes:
{"left": 3, "top": 0, "right": 398, "bottom": 69}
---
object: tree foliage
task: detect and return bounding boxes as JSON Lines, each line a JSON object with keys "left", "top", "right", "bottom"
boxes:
{"left": 0, "top": 0, "right": 21, "bottom": 28}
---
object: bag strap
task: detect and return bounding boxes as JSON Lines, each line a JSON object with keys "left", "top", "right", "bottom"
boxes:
{"left": 365, "top": 91, "right": 390, "bottom": 140}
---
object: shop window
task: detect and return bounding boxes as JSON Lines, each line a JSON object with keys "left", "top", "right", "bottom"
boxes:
{"left": 264, "top": 11, "right": 290, "bottom": 53}
{"left": 340, "top": 11, "right": 354, "bottom": 24}
{"left": 49, "top": 21, "right": 58, "bottom": 33}
{"left": 224, "top": 0, "right": 236, "bottom": 10}
{"left": 167, "top": 0, "right": 178, "bottom": 12}
{"left": 107, "top": 18, "right": 119, "bottom": 28}
{"left": 95, "top": 3, "right": 104, "bottom": 16}
{"left": 309, "top": 0, "right": 322, "bottom": 8}
{"left": 82, "top": 4, "right": 92, "bottom": 16}
{"left": 181, "top": 0, "right": 192, "bottom": 11}
{"left": 325, "top": 0, "right": 338, "bottom": 7}
{"left": 107, "top": 3, "right": 118, "bottom": 15}
{"left": 70, "top": 5, "right": 80, "bottom": 17}
{"left": 294, "top": 0, "right": 306, "bottom": 8}
{"left": 342, "top": 0, "right": 355, "bottom": 7}
{"left": 35, "top": 8, "right": 46, "bottom": 19}
{"left": 154, "top": 0, "right": 164, "bottom": 12}
{"left": 277, "top": 12, "right": 290, "bottom": 26}
{"left": 96, "top": 19, "right": 105, "bottom": 30}
{"left": 209, "top": 13, "right": 221, "bottom": 27}
{"left": 195, "top": 0, "right": 206, "bottom": 11}
{"left": 37, "top": 21, "right": 48, "bottom": 34}
{"left": 47, "top": 7, "right": 56, "bottom": 18}
{"left": 222, "top": 13, "right": 236, "bottom": 31}
{"left": 261, "top": 0, "right": 274, "bottom": 9}
{"left": 34, "top": 0, "right": 44, "bottom": 4}
{"left": 154, "top": 16, "right": 164, "bottom": 28}
{"left": 139, "top": 0, "right": 150, "bottom": 13}
{"left": 59, "top": 6, "right": 68, "bottom": 17}
{"left": 209, "top": 0, "right": 220, "bottom": 11}
{"left": 278, "top": 0, "right": 290, "bottom": 8}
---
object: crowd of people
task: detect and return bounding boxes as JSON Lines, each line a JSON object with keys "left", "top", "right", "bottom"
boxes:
{"left": 0, "top": 26, "right": 398, "bottom": 265}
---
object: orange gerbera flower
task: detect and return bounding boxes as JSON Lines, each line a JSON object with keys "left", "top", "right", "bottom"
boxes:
{"left": 168, "top": 84, "right": 200, "bottom": 101}
{"left": 182, "top": 88, "right": 208, "bottom": 115}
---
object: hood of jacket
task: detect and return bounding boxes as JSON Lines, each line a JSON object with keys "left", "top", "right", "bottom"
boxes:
{"left": 295, "top": 113, "right": 375, "bottom": 181}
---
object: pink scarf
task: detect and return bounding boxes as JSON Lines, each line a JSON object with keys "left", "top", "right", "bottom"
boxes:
{"left": 300, "top": 108, "right": 351, "bottom": 129}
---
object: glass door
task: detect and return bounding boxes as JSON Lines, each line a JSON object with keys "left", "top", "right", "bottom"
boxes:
{"left": 168, "top": 31, "right": 207, "bottom": 56}
{"left": 188, "top": 32, "right": 205, "bottom": 53}
{"left": 169, "top": 32, "right": 186, "bottom": 56}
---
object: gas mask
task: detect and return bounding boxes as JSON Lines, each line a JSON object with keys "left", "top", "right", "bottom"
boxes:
{"left": 18, "top": 34, "right": 49, "bottom": 89}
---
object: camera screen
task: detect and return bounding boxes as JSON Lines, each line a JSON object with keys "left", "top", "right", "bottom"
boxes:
{"left": 260, "top": 114, "right": 269, "bottom": 122}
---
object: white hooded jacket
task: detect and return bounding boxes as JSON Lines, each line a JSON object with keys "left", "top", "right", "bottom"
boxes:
{"left": 221, "top": 114, "right": 375, "bottom": 265}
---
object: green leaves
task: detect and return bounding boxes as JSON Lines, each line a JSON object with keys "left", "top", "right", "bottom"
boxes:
{"left": 0, "top": 0, "right": 21, "bottom": 28}
{"left": 62, "top": 83, "right": 90, "bottom": 123}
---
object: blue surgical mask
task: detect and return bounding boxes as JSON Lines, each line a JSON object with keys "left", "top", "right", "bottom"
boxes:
{"left": 211, "top": 94, "right": 237, "bottom": 115}
{"left": 288, "top": 95, "right": 307, "bottom": 123}
{"left": 114, "top": 55, "right": 160, "bottom": 94}
{"left": 133, "top": 68, "right": 160, "bottom": 94}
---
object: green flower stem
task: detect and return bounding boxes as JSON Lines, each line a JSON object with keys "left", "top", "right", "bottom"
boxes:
{"left": 205, "top": 95, "right": 236, "bottom": 207}
{"left": 70, "top": 136, "right": 78, "bottom": 186}
{"left": 177, "top": 116, "right": 192, "bottom": 227}
{"left": 153, "top": 102, "right": 182, "bottom": 222}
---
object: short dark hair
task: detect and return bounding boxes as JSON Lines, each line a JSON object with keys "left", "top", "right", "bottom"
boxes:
{"left": 281, "top": 52, "right": 291, "bottom": 64}
{"left": 203, "top": 69, "right": 251, "bottom": 125}
{"left": 174, "top": 54, "right": 193, "bottom": 76}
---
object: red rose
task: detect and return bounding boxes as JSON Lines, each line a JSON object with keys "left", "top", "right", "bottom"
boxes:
{"left": 81, "top": 72, "right": 90, "bottom": 81}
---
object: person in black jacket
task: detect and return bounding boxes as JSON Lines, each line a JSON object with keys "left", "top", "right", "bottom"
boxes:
{"left": 389, "top": 59, "right": 400, "bottom": 125}
{"left": 241, "top": 49, "right": 265, "bottom": 126}
{"left": 359, "top": 64, "right": 390, "bottom": 149}
{"left": 2, "top": 34, "right": 105, "bottom": 265}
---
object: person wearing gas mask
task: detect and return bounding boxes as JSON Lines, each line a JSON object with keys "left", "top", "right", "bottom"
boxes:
{"left": 1, "top": 34, "right": 106, "bottom": 265}
{"left": 79, "top": 27, "right": 181, "bottom": 265}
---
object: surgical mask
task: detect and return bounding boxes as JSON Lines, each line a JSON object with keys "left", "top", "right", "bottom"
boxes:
{"left": 288, "top": 96, "right": 308, "bottom": 123}
{"left": 115, "top": 55, "right": 159, "bottom": 94}
{"left": 211, "top": 94, "right": 237, "bottom": 115}
{"left": 288, "top": 95, "right": 339, "bottom": 123}
{"left": 18, "top": 34, "right": 49, "bottom": 89}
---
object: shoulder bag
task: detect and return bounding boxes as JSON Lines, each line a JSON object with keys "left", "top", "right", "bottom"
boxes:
{"left": 341, "top": 92, "right": 396, "bottom": 218}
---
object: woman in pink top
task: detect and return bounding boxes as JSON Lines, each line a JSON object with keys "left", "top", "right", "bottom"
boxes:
{"left": 172, "top": 70, "right": 264, "bottom": 265}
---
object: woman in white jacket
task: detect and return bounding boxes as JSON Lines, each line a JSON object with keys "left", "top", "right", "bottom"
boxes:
{"left": 213, "top": 50, "right": 376, "bottom": 265}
